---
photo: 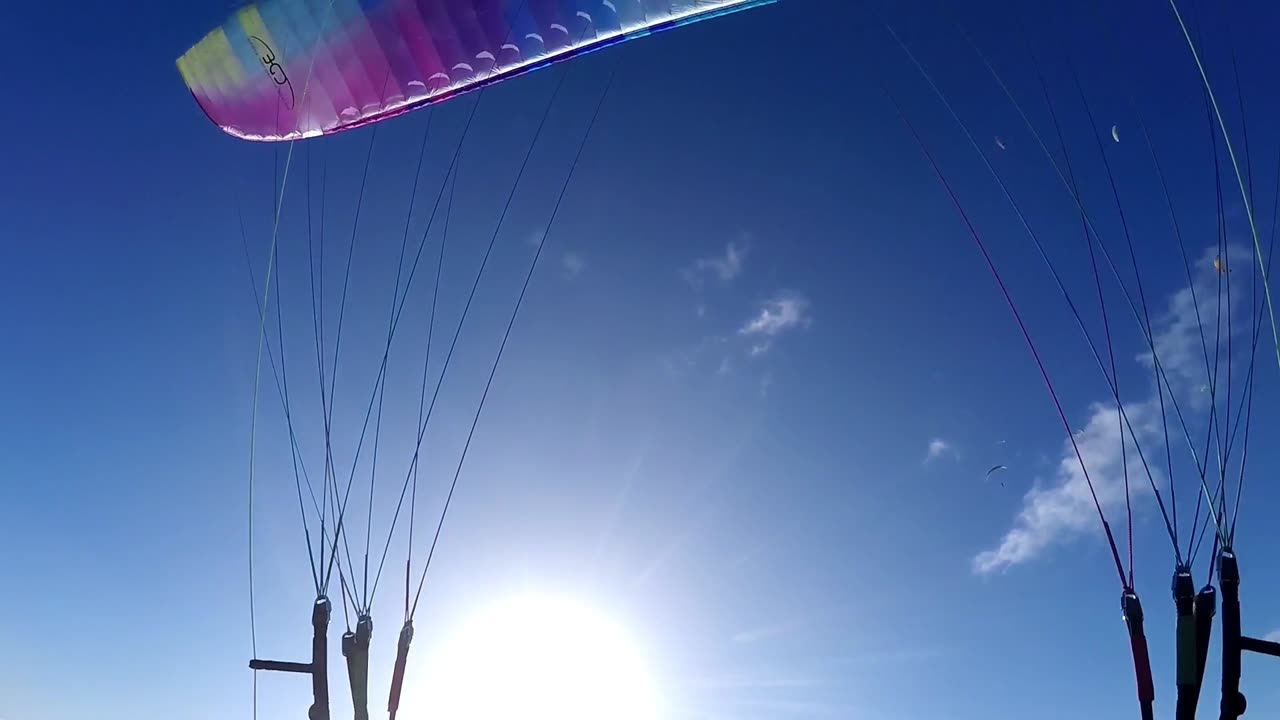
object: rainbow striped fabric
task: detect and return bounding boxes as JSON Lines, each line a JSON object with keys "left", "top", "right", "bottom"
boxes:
{"left": 177, "top": 0, "right": 772, "bottom": 141}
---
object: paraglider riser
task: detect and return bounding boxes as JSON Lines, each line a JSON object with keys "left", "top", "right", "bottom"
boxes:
{"left": 248, "top": 597, "right": 332, "bottom": 720}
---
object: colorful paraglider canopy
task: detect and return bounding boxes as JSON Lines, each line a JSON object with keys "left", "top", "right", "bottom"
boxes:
{"left": 177, "top": 0, "right": 773, "bottom": 142}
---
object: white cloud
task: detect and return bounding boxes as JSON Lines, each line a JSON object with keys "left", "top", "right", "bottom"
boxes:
{"left": 925, "top": 438, "right": 954, "bottom": 463}
{"left": 561, "top": 251, "right": 585, "bottom": 278}
{"left": 740, "top": 292, "right": 810, "bottom": 337}
{"left": 665, "top": 289, "right": 807, "bottom": 389}
{"left": 1140, "top": 245, "right": 1251, "bottom": 408}
{"left": 974, "top": 244, "right": 1253, "bottom": 574}
{"left": 1265, "top": 629, "right": 1280, "bottom": 643}
{"left": 685, "top": 241, "right": 747, "bottom": 286}
{"left": 835, "top": 647, "right": 946, "bottom": 665}
{"left": 735, "top": 293, "right": 811, "bottom": 357}
{"left": 691, "top": 668, "right": 825, "bottom": 691}
{"left": 659, "top": 334, "right": 728, "bottom": 378}
{"left": 733, "top": 618, "right": 807, "bottom": 645}
{"left": 973, "top": 400, "right": 1158, "bottom": 574}
{"left": 732, "top": 603, "right": 862, "bottom": 645}
{"left": 717, "top": 356, "right": 733, "bottom": 375}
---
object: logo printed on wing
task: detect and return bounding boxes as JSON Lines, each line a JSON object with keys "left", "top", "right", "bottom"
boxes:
{"left": 247, "top": 35, "right": 296, "bottom": 110}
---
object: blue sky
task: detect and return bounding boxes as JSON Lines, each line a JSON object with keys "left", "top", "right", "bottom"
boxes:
{"left": 4, "top": 0, "right": 1280, "bottom": 719}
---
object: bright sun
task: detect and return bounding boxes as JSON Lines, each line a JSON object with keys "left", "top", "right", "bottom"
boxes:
{"left": 407, "top": 592, "right": 661, "bottom": 720}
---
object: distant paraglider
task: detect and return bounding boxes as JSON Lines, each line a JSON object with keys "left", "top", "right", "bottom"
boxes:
{"left": 995, "top": 136, "right": 1007, "bottom": 151}
{"left": 1111, "top": 124, "right": 1121, "bottom": 143}
{"left": 985, "top": 464, "right": 1008, "bottom": 486}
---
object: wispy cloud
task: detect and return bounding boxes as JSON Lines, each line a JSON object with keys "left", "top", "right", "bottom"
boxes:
{"left": 832, "top": 647, "right": 946, "bottom": 665}
{"left": 1265, "top": 629, "right": 1280, "bottom": 643}
{"left": 659, "top": 334, "right": 729, "bottom": 378}
{"left": 692, "top": 667, "right": 825, "bottom": 691}
{"left": 741, "top": 293, "right": 810, "bottom": 336}
{"left": 731, "top": 604, "right": 862, "bottom": 645}
{"left": 725, "top": 698, "right": 853, "bottom": 717}
{"left": 733, "top": 619, "right": 800, "bottom": 645}
{"left": 681, "top": 650, "right": 935, "bottom": 719}
{"left": 759, "top": 373, "right": 774, "bottom": 398}
{"left": 974, "top": 245, "right": 1250, "bottom": 574}
{"left": 738, "top": 292, "right": 811, "bottom": 356}
{"left": 561, "top": 251, "right": 585, "bottom": 279}
{"left": 717, "top": 356, "right": 733, "bottom": 376}
{"left": 664, "top": 294, "right": 810, "bottom": 387}
{"left": 685, "top": 240, "right": 747, "bottom": 286}
{"left": 924, "top": 438, "right": 954, "bottom": 463}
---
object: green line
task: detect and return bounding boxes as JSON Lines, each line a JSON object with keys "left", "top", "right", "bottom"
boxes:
{"left": 1168, "top": 0, "right": 1280, "bottom": 379}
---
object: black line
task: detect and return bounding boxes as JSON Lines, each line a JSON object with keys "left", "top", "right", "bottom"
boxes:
{"left": 411, "top": 58, "right": 622, "bottom": 619}
{"left": 368, "top": 63, "right": 579, "bottom": 608}
{"left": 879, "top": 76, "right": 1127, "bottom": 585}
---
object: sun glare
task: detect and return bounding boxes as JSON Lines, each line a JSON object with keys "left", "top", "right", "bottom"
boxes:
{"left": 408, "top": 592, "right": 661, "bottom": 720}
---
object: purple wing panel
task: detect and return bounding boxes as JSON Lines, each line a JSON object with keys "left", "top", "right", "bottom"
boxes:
{"left": 178, "top": 0, "right": 773, "bottom": 141}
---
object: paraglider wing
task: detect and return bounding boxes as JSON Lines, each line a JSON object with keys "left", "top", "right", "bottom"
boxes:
{"left": 984, "top": 464, "right": 1007, "bottom": 484}
{"left": 1111, "top": 124, "right": 1120, "bottom": 143}
{"left": 178, "top": 0, "right": 775, "bottom": 142}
